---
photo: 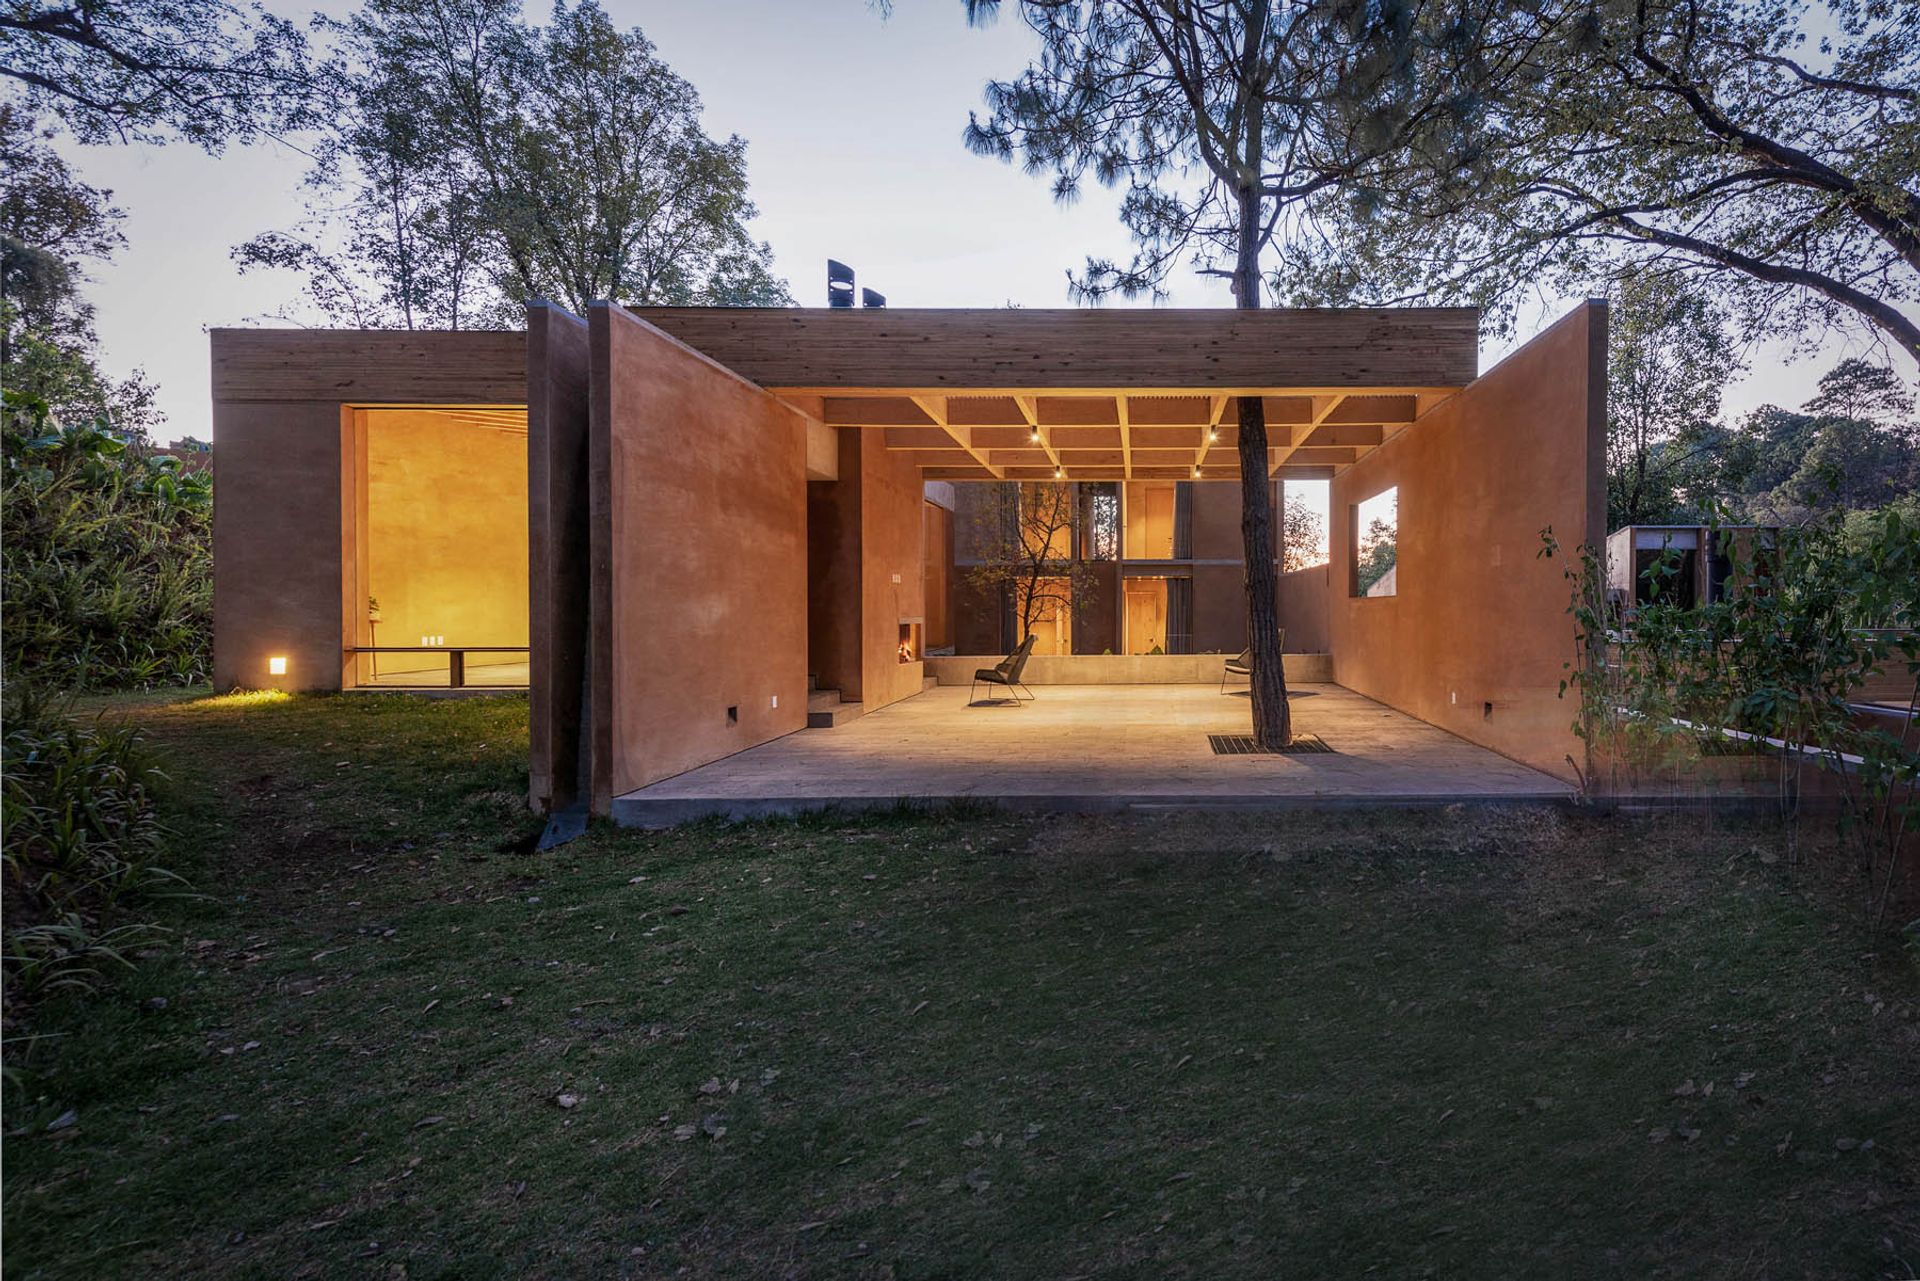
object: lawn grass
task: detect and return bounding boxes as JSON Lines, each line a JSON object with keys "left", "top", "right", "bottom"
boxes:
{"left": 5, "top": 690, "right": 1918, "bottom": 1279}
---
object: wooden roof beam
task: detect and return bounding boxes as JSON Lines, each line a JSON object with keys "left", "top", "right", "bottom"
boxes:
{"left": 1274, "top": 393, "right": 1349, "bottom": 475}
{"left": 1195, "top": 394, "right": 1228, "bottom": 475}
{"left": 911, "top": 395, "right": 1003, "bottom": 480}
{"left": 1013, "top": 395, "right": 1062, "bottom": 474}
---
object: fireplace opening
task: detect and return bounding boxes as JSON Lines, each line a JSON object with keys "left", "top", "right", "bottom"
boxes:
{"left": 898, "top": 620, "right": 922, "bottom": 664}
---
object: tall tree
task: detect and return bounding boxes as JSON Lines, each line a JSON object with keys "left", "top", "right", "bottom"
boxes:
{"left": 961, "top": 0, "right": 1483, "bottom": 744}
{"left": 238, "top": 0, "right": 789, "bottom": 327}
{"left": 1606, "top": 273, "right": 1743, "bottom": 528}
{"left": 0, "top": 0, "right": 314, "bottom": 149}
{"left": 1289, "top": 0, "right": 1920, "bottom": 361}
{"left": 0, "top": 105, "right": 157, "bottom": 434}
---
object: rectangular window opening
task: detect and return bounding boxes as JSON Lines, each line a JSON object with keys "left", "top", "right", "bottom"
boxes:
{"left": 1350, "top": 486, "right": 1398, "bottom": 597}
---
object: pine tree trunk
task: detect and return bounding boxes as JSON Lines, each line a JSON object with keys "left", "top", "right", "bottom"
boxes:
{"left": 1232, "top": 185, "right": 1291, "bottom": 748}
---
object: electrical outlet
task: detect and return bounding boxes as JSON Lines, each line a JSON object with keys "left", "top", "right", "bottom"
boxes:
{"left": 891, "top": 572, "right": 901, "bottom": 584}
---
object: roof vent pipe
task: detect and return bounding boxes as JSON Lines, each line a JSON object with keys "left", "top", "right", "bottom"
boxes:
{"left": 827, "top": 259, "right": 855, "bottom": 308}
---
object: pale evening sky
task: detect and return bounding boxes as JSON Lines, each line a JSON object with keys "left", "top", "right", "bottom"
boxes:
{"left": 45, "top": 0, "right": 1914, "bottom": 446}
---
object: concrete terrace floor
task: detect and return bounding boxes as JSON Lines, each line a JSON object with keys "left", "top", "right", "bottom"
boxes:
{"left": 612, "top": 683, "right": 1573, "bottom": 825}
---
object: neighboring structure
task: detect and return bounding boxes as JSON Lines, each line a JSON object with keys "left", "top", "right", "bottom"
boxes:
{"left": 1603, "top": 524, "right": 1776, "bottom": 612}
{"left": 210, "top": 301, "right": 1604, "bottom": 815}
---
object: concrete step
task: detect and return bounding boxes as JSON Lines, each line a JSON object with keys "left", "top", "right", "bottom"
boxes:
{"left": 807, "top": 688, "right": 842, "bottom": 713}
{"left": 806, "top": 698, "right": 863, "bottom": 729}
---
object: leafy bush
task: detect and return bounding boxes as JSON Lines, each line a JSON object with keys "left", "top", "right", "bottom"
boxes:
{"left": 1, "top": 683, "right": 181, "bottom": 1014}
{"left": 1547, "top": 506, "right": 1920, "bottom": 922}
{"left": 2, "top": 388, "right": 212, "bottom": 690}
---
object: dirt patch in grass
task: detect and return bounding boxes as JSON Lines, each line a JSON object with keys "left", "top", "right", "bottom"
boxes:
{"left": 4, "top": 691, "right": 1917, "bottom": 1279}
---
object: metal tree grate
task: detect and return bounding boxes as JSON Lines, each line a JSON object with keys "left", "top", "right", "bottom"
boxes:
{"left": 1208, "top": 733, "right": 1335, "bottom": 756}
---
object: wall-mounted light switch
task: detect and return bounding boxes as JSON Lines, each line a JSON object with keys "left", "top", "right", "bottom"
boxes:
{"left": 770, "top": 694, "right": 778, "bottom": 709}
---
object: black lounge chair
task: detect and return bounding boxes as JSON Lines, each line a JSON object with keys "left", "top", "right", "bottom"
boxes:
{"left": 970, "top": 635, "right": 1037, "bottom": 706}
{"left": 1220, "top": 631, "right": 1284, "bottom": 694}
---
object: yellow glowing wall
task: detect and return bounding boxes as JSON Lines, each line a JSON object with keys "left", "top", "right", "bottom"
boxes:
{"left": 1124, "top": 576, "right": 1169, "bottom": 653}
{"left": 353, "top": 408, "right": 529, "bottom": 680}
{"left": 1124, "top": 482, "right": 1177, "bottom": 560}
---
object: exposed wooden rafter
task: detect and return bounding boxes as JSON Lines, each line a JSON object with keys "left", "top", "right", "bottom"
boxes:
{"left": 1013, "top": 395, "right": 1061, "bottom": 474}
{"left": 910, "top": 394, "right": 1003, "bottom": 479}
{"left": 1195, "top": 394, "right": 1228, "bottom": 476}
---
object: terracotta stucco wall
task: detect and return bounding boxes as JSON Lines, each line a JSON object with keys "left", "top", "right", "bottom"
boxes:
{"left": 1190, "top": 564, "right": 1245, "bottom": 653}
{"left": 212, "top": 402, "right": 349, "bottom": 691}
{"left": 211, "top": 330, "right": 527, "bottom": 695}
{"left": 859, "top": 432, "right": 929, "bottom": 711}
{"left": 590, "top": 303, "right": 810, "bottom": 803}
{"left": 1278, "top": 565, "right": 1331, "bottom": 653}
{"left": 922, "top": 499, "right": 954, "bottom": 650}
{"left": 807, "top": 429, "right": 863, "bottom": 699}
{"left": 1325, "top": 302, "right": 1606, "bottom": 779}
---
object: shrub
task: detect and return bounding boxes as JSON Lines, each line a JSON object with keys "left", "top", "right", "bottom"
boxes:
{"left": 2, "top": 388, "right": 212, "bottom": 690}
{"left": 1547, "top": 506, "right": 1920, "bottom": 922}
{"left": 1, "top": 683, "right": 181, "bottom": 1015}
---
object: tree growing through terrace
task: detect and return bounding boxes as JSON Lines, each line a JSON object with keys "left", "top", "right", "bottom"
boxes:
{"left": 958, "top": 0, "right": 1483, "bottom": 745}
{"left": 962, "top": 482, "right": 1099, "bottom": 652}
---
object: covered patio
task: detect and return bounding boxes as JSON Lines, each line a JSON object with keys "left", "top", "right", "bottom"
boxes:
{"left": 611, "top": 683, "right": 1571, "bottom": 825}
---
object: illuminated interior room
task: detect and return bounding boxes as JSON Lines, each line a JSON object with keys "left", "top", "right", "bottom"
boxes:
{"left": 347, "top": 406, "right": 531, "bottom": 688}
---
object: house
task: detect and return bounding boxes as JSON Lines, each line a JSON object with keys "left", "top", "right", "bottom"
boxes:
{"left": 209, "top": 301, "right": 1605, "bottom": 817}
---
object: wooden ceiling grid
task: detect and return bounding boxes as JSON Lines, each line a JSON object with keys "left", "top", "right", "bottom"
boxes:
{"left": 820, "top": 391, "right": 1443, "bottom": 482}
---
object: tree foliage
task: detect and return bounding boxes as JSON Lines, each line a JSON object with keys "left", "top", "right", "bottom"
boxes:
{"left": 1280, "top": 485, "right": 1325, "bottom": 572}
{"left": 1606, "top": 274, "right": 1744, "bottom": 528}
{"left": 0, "top": 0, "right": 314, "bottom": 149}
{"left": 238, "top": 0, "right": 790, "bottom": 327}
{"left": 1551, "top": 506, "right": 1919, "bottom": 921}
{"left": 1287, "top": 0, "right": 1920, "bottom": 361}
{"left": 2, "top": 389, "right": 212, "bottom": 690}
{"left": 1, "top": 105, "right": 160, "bottom": 434}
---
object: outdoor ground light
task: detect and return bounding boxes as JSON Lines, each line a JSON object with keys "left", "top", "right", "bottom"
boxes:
{"left": 268, "top": 656, "right": 288, "bottom": 676}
